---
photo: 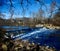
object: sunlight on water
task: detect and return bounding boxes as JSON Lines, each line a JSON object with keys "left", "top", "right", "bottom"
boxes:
{"left": 13, "top": 27, "right": 48, "bottom": 39}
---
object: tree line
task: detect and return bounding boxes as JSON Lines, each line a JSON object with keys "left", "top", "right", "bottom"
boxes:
{"left": 0, "top": 0, "right": 60, "bottom": 26}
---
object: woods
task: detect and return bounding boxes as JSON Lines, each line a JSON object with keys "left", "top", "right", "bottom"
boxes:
{"left": 0, "top": 0, "right": 60, "bottom": 26}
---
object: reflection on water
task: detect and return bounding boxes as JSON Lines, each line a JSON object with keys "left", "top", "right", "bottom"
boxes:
{"left": 1, "top": 26, "right": 60, "bottom": 50}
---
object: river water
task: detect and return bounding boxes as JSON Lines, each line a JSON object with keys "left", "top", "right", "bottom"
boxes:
{"left": 1, "top": 26, "right": 60, "bottom": 50}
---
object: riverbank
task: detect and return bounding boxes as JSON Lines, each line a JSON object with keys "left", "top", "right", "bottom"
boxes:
{"left": 36, "top": 24, "right": 60, "bottom": 29}
{"left": 0, "top": 39, "right": 57, "bottom": 51}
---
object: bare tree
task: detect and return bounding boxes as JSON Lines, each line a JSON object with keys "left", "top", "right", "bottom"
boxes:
{"left": 52, "top": 8, "right": 60, "bottom": 26}
{"left": 49, "top": 0, "right": 56, "bottom": 18}
{"left": 9, "top": 0, "right": 14, "bottom": 22}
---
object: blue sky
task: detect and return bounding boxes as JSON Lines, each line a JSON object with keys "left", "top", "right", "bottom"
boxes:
{"left": 0, "top": 0, "right": 60, "bottom": 19}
